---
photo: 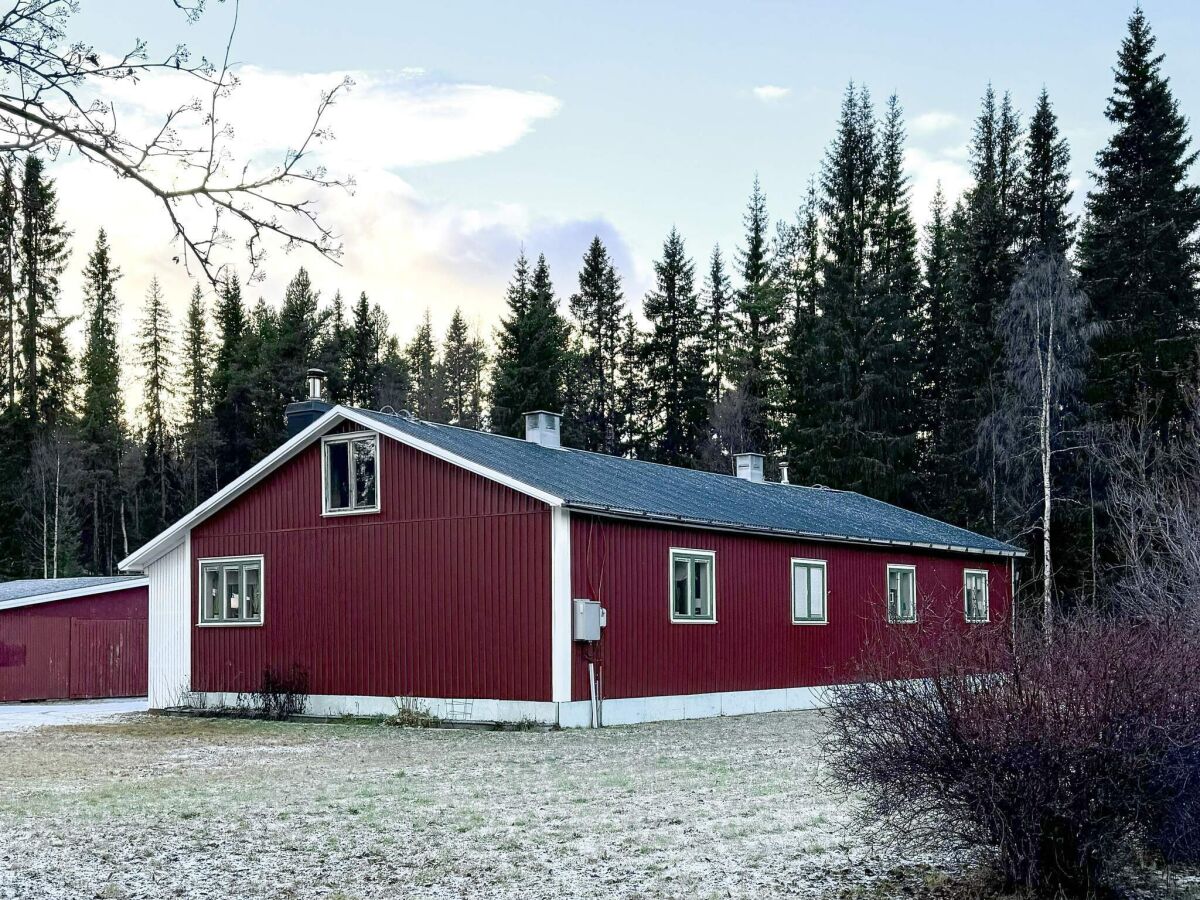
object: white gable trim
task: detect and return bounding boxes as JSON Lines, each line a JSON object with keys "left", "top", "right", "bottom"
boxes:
{"left": 119, "top": 406, "right": 563, "bottom": 572}
{"left": 0, "top": 578, "right": 149, "bottom": 612}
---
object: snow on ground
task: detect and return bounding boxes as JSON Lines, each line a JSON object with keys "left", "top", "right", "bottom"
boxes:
{"left": 0, "top": 710, "right": 925, "bottom": 899}
{"left": 0, "top": 697, "right": 147, "bottom": 733}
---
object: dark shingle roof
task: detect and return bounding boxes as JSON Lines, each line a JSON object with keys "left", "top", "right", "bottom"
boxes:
{"left": 0, "top": 575, "right": 145, "bottom": 605}
{"left": 356, "top": 409, "right": 1020, "bottom": 556}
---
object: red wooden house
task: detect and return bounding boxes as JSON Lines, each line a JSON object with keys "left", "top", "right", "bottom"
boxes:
{"left": 121, "top": 375, "right": 1020, "bottom": 726}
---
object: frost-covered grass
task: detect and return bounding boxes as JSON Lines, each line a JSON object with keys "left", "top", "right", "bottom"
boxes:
{"left": 0, "top": 710, "right": 1190, "bottom": 899}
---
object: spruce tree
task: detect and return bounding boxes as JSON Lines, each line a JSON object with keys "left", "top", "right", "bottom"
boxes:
{"left": 489, "top": 252, "right": 570, "bottom": 437}
{"left": 642, "top": 228, "right": 709, "bottom": 467}
{"left": 318, "top": 290, "right": 351, "bottom": 402}
{"left": 701, "top": 245, "right": 732, "bottom": 404}
{"left": 809, "top": 83, "right": 880, "bottom": 492}
{"left": 1078, "top": 8, "right": 1200, "bottom": 441}
{"left": 138, "top": 276, "right": 176, "bottom": 536}
{"left": 211, "top": 273, "right": 256, "bottom": 483}
{"left": 730, "top": 177, "right": 780, "bottom": 450}
{"left": 1020, "top": 89, "right": 1074, "bottom": 257}
{"left": 0, "top": 163, "right": 17, "bottom": 409}
{"left": 19, "top": 155, "right": 70, "bottom": 426}
{"left": 569, "top": 237, "right": 625, "bottom": 452}
{"left": 613, "top": 313, "right": 647, "bottom": 457}
{"left": 442, "top": 307, "right": 488, "bottom": 429}
{"left": 180, "top": 283, "right": 216, "bottom": 506}
{"left": 777, "top": 182, "right": 822, "bottom": 485}
{"left": 78, "top": 229, "right": 124, "bottom": 572}
{"left": 346, "top": 291, "right": 382, "bottom": 409}
{"left": 273, "top": 267, "right": 324, "bottom": 403}
{"left": 406, "top": 308, "right": 446, "bottom": 421}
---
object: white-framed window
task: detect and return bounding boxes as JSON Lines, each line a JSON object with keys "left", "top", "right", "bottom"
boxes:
{"left": 670, "top": 548, "right": 716, "bottom": 623}
{"left": 199, "top": 556, "right": 264, "bottom": 626}
{"left": 322, "top": 431, "right": 380, "bottom": 516}
{"left": 887, "top": 564, "right": 917, "bottom": 624}
{"left": 791, "top": 558, "right": 828, "bottom": 624}
{"left": 964, "top": 569, "right": 990, "bottom": 623}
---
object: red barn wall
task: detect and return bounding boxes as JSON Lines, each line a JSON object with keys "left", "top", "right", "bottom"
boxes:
{"left": 569, "top": 515, "right": 1012, "bottom": 702}
{"left": 190, "top": 434, "right": 553, "bottom": 701}
{"left": 0, "top": 587, "right": 148, "bottom": 702}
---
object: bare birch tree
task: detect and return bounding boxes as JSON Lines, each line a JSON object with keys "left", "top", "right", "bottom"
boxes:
{"left": 985, "top": 254, "right": 1095, "bottom": 637}
{"left": 0, "top": 1, "right": 351, "bottom": 283}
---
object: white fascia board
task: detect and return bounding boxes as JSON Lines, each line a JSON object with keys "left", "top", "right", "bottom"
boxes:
{"left": 337, "top": 407, "right": 564, "bottom": 507}
{"left": 0, "top": 577, "right": 150, "bottom": 612}
{"left": 120, "top": 406, "right": 563, "bottom": 572}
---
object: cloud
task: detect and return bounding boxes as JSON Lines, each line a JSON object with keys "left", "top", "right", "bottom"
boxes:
{"left": 752, "top": 85, "right": 791, "bottom": 103}
{"left": 910, "top": 111, "right": 962, "bottom": 135}
{"left": 904, "top": 146, "right": 973, "bottom": 230}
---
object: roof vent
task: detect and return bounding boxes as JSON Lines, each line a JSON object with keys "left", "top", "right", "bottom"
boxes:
{"left": 306, "top": 367, "right": 326, "bottom": 401}
{"left": 524, "top": 410, "right": 562, "bottom": 449}
{"left": 284, "top": 367, "right": 332, "bottom": 437}
{"left": 734, "top": 452, "right": 764, "bottom": 483}
{"left": 779, "top": 462, "right": 790, "bottom": 485}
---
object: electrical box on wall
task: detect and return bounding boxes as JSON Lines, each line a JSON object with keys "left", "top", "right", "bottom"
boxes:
{"left": 573, "top": 599, "right": 605, "bottom": 641}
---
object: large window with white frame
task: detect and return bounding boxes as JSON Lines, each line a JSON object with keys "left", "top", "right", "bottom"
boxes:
{"left": 791, "top": 558, "right": 828, "bottom": 624}
{"left": 670, "top": 548, "right": 715, "bottom": 622}
{"left": 887, "top": 564, "right": 917, "bottom": 623}
{"left": 964, "top": 569, "right": 989, "bottom": 623}
{"left": 322, "top": 432, "right": 379, "bottom": 515}
{"left": 199, "top": 556, "right": 264, "bottom": 625}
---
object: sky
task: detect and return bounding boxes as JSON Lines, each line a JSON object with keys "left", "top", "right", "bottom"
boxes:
{"left": 53, "top": 0, "right": 1200, "bottom": 357}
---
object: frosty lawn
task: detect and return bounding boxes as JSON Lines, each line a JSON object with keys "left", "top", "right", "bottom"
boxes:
{"left": 0, "top": 711, "right": 975, "bottom": 898}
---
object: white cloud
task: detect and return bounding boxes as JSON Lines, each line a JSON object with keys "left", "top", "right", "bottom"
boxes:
{"left": 50, "top": 63, "right": 580, "bottom": 361}
{"left": 752, "top": 85, "right": 791, "bottom": 103}
{"left": 910, "top": 111, "right": 962, "bottom": 135}
{"left": 904, "top": 146, "right": 973, "bottom": 230}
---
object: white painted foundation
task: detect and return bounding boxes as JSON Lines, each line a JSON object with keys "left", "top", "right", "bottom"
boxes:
{"left": 184, "top": 684, "right": 834, "bottom": 728}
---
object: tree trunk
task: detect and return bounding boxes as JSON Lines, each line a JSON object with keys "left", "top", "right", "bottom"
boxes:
{"left": 1040, "top": 300, "right": 1055, "bottom": 641}
{"left": 51, "top": 448, "right": 60, "bottom": 579}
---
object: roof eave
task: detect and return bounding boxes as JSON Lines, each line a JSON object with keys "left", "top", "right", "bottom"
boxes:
{"left": 0, "top": 577, "right": 150, "bottom": 612}
{"left": 562, "top": 502, "right": 1026, "bottom": 558}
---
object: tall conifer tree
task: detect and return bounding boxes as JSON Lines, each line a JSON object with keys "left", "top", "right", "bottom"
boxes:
{"left": 701, "top": 245, "right": 732, "bottom": 403}
{"left": 569, "top": 237, "right": 625, "bottom": 452}
{"left": 1078, "top": 8, "right": 1200, "bottom": 441}
{"left": 138, "top": 276, "right": 175, "bottom": 535}
{"left": 1020, "top": 89, "right": 1074, "bottom": 257}
{"left": 180, "top": 283, "right": 215, "bottom": 506}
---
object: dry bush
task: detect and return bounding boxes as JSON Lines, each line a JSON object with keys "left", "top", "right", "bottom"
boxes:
{"left": 253, "top": 664, "right": 310, "bottom": 720}
{"left": 824, "top": 616, "right": 1200, "bottom": 896}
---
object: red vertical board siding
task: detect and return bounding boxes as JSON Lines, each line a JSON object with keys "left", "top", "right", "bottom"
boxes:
{"left": 0, "top": 587, "right": 148, "bottom": 702}
{"left": 190, "top": 436, "right": 553, "bottom": 701}
{"left": 569, "top": 515, "right": 1013, "bottom": 701}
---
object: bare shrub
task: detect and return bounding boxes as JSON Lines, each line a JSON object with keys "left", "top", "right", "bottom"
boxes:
{"left": 253, "top": 664, "right": 310, "bottom": 721}
{"left": 824, "top": 616, "right": 1200, "bottom": 896}
{"left": 385, "top": 697, "right": 441, "bottom": 728}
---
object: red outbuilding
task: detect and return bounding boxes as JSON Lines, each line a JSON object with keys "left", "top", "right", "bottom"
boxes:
{"left": 0, "top": 576, "right": 149, "bottom": 702}
{"left": 121, "top": 373, "right": 1021, "bottom": 726}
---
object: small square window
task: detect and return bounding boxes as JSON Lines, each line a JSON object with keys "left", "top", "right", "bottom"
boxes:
{"left": 792, "top": 559, "right": 828, "bottom": 624}
{"left": 199, "top": 558, "right": 264, "bottom": 626}
{"left": 964, "top": 570, "right": 989, "bottom": 623}
{"left": 670, "top": 549, "right": 715, "bottom": 622}
{"left": 887, "top": 565, "right": 917, "bottom": 624}
{"left": 323, "top": 432, "right": 380, "bottom": 515}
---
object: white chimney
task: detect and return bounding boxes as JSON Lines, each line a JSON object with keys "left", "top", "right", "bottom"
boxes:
{"left": 734, "top": 452, "right": 765, "bottom": 483}
{"left": 779, "top": 462, "right": 790, "bottom": 484}
{"left": 524, "top": 410, "right": 562, "bottom": 449}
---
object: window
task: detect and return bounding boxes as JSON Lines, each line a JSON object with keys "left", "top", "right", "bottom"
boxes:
{"left": 323, "top": 432, "right": 379, "bottom": 515}
{"left": 791, "top": 559, "right": 828, "bottom": 624}
{"left": 887, "top": 564, "right": 917, "bottom": 623}
{"left": 670, "top": 549, "right": 715, "bottom": 622}
{"left": 199, "top": 557, "right": 264, "bottom": 626}
{"left": 964, "top": 569, "right": 989, "bottom": 623}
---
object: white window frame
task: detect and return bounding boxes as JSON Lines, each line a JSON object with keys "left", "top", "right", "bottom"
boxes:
{"left": 886, "top": 564, "right": 918, "bottom": 624}
{"left": 964, "top": 568, "right": 990, "bottom": 623}
{"left": 790, "top": 558, "right": 828, "bottom": 625}
{"left": 198, "top": 555, "right": 265, "bottom": 627}
{"left": 321, "top": 431, "right": 381, "bottom": 517}
{"left": 669, "top": 547, "right": 717, "bottom": 624}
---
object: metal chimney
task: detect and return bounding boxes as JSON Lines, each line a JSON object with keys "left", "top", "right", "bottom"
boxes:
{"left": 284, "top": 367, "right": 333, "bottom": 437}
{"left": 779, "top": 461, "right": 790, "bottom": 484}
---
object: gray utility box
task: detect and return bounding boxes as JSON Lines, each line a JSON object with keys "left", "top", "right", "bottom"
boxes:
{"left": 573, "top": 599, "right": 606, "bottom": 642}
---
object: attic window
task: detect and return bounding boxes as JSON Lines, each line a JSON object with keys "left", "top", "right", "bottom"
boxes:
{"left": 323, "top": 432, "right": 379, "bottom": 515}
{"left": 199, "top": 557, "right": 263, "bottom": 626}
